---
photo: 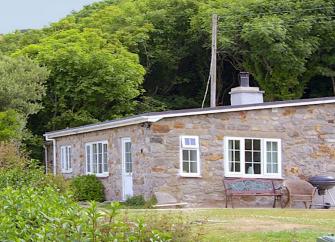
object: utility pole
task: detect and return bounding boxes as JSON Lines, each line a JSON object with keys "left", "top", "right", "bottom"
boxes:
{"left": 210, "top": 14, "right": 218, "bottom": 108}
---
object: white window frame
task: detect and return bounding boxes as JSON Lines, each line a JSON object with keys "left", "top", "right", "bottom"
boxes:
{"left": 121, "top": 137, "right": 132, "bottom": 175}
{"left": 60, "top": 145, "right": 72, "bottom": 173}
{"left": 85, "top": 140, "right": 109, "bottom": 177}
{"left": 179, "top": 135, "right": 201, "bottom": 177}
{"left": 224, "top": 137, "right": 282, "bottom": 179}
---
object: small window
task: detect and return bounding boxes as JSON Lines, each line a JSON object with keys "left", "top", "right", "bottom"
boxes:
{"left": 85, "top": 141, "right": 108, "bottom": 176}
{"left": 61, "top": 146, "right": 72, "bottom": 173}
{"left": 180, "top": 136, "right": 200, "bottom": 177}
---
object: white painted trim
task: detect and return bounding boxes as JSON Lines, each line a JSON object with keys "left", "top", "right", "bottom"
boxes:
{"left": 121, "top": 137, "right": 133, "bottom": 201}
{"left": 179, "top": 135, "right": 201, "bottom": 177}
{"left": 85, "top": 140, "right": 109, "bottom": 176}
{"left": 45, "top": 137, "right": 57, "bottom": 175}
{"left": 60, "top": 145, "right": 72, "bottom": 173}
{"left": 44, "top": 98, "right": 335, "bottom": 139}
{"left": 223, "top": 136, "right": 282, "bottom": 179}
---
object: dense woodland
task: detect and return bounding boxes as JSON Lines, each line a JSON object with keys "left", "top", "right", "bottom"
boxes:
{"left": 0, "top": 0, "right": 334, "bottom": 159}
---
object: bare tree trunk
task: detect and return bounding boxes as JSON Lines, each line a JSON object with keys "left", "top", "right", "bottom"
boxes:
{"left": 332, "top": 76, "right": 335, "bottom": 96}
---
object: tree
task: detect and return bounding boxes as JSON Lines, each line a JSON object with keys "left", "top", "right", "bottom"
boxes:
{"left": 0, "top": 55, "right": 49, "bottom": 117}
{"left": 0, "top": 110, "right": 25, "bottom": 142}
{"left": 193, "top": 0, "right": 335, "bottom": 101}
{"left": 17, "top": 29, "right": 145, "bottom": 130}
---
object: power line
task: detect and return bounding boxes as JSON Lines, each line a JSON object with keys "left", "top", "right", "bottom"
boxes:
{"left": 217, "top": 16, "right": 335, "bottom": 34}
{"left": 217, "top": 5, "right": 334, "bottom": 19}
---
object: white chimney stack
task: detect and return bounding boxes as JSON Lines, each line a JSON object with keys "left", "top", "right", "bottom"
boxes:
{"left": 229, "top": 72, "right": 264, "bottom": 106}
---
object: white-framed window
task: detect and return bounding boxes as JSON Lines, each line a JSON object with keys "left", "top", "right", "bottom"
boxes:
{"left": 122, "top": 137, "right": 132, "bottom": 174}
{"left": 85, "top": 141, "right": 108, "bottom": 177}
{"left": 180, "top": 136, "right": 200, "bottom": 177}
{"left": 60, "top": 145, "right": 72, "bottom": 173}
{"left": 224, "top": 137, "right": 281, "bottom": 178}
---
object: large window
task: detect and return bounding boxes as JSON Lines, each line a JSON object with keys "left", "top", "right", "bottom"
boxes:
{"left": 85, "top": 141, "right": 108, "bottom": 176}
{"left": 224, "top": 137, "right": 281, "bottom": 178}
{"left": 180, "top": 136, "right": 200, "bottom": 177}
{"left": 61, "top": 145, "right": 72, "bottom": 173}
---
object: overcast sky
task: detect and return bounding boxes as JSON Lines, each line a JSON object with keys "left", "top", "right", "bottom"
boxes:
{"left": 0, "top": 0, "right": 101, "bottom": 34}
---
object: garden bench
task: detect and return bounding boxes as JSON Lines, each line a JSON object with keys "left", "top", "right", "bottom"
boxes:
{"left": 223, "top": 178, "right": 283, "bottom": 208}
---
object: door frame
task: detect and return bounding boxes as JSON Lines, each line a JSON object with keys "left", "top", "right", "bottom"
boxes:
{"left": 121, "top": 137, "right": 133, "bottom": 201}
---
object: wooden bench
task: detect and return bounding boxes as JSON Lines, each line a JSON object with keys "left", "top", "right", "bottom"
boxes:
{"left": 223, "top": 178, "right": 283, "bottom": 208}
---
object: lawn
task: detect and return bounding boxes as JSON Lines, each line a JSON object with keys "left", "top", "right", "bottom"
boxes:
{"left": 118, "top": 208, "right": 335, "bottom": 242}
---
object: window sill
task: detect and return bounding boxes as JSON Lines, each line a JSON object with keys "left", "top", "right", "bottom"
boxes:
{"left": 61, "top": 170, "right": 72, "bottom": 174}
{"left": 224, "top": 174, "right": 283, "bottom": 180}
{"left": 179, "top": 174, "right": 202, "bottom": 178}
{"left": 86, "top": 173, "right": 109, "bottom": 178}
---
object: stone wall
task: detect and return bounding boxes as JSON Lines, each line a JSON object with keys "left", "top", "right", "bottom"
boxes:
{"left": 54, "top": 103, "right": 335, "bottom": 207}
{"left": 54, "top": 124, "right": 152, "bottom": 201}
{"left": 146, "top": 103, "right": 335, "bottom": 207}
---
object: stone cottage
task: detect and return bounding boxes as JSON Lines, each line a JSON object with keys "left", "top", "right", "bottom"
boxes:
{"left": 44, "top": 80, "right": 335, "bottom": 207}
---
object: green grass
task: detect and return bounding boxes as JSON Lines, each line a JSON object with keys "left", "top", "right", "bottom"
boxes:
{"left": 116, "top": 208, "right": 335, "bottom": 242}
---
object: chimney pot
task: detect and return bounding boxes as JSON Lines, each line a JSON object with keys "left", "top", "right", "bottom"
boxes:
{"left": 239, "top": 72, "right": 249, "bottom": 87}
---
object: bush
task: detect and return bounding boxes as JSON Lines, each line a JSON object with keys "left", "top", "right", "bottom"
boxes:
{"left": 0, "top": 186, "right": 172, "bottom": 241}
{"left": 124, "top": 195, "right": 146, "bottom": 206}
{"left": 70, "top": 175, "right": 105, "bottom": 202}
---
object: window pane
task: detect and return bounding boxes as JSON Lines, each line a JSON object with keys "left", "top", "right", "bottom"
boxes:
{"left": 254, "top": 152, "right": 261, "bottom": 162}
{"left": 235, "top": 162, "right": 241, "bottom": 172}
{"left": 267, "top": 164, "right": 272, "bottom": 173}
{"left": 183, "top": 161, "right": 189, "bottom": 173}
{"left": 254, "top": 164, "right": 261, "bottom": 174}
{"left": 228, "top": 150, "right": 233, "bottom": 161}
{"left": 190, "top": 138, "right": 196, "bottom": 146}
{"left": 182, "top": 150, "right": 189, "bottom": 161}
{"left": 229, "top": 162, "right": 234, "bottom": 172}
{"left": 235, "top": 140, "right": 240, "bottom": 150}
{"left": 272, "top": 152, "right": 278, "bottom": 163}
{"left": 245, "top": 151, "right": 252, "bottom": 162}
{"left": 273, "top": 163, "right": 278, "bottom": 173}
{"left": 235, "top": 151, "right": 240, "bottom": 161}
{"left": 229, "top": 140, "right": 234, "bottom": 149}
{"left": 93, "top": 154, "right": 97, "bottom": 173}
{"left": 245, "top": 139, "right": 252, "bottom": 150}
{"left": 190, "top": 150, "right": 197, "bottom": 161}
{"left": 86, "top": 146, "right": 91, "bottom": 172}
{"left": 68, "top": 147, "right": 72, "bottom": 169}
{"left": 253, "top": 140, "right": 261, "bottom": 150}
{"left": 267, "top": 142, "right": 271, "bottom": 151}
{"left": 184, "top": 138, "right": 190, "bottom": 146}
{"left": 190, "top": 162, "right": 197, "bottom": 173}
{"left": 245, "top": 163, "right": 253, "bottom": 174}
{"left": 125, "top": 142, "right": 131, "bottom": 152}
{"left": 272, "top": 142, "right": 278, "bottom": 151}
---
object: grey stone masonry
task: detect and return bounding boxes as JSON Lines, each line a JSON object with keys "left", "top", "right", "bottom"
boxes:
{"left": 53, "top": 103, "right": 335, "bottom": 207}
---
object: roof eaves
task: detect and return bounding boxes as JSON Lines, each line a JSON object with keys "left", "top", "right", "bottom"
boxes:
{"left": 44, "top": 115, "right": 157, "bottom": 139}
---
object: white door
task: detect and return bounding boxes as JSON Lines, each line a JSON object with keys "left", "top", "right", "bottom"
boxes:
{"left": 122, "top": 138, "right": 133, "bottom": 200}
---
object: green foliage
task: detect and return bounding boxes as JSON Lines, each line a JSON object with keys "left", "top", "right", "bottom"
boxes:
{"left": 193, "top": 0, "right": 335, "bottom": 100}
{"left": 123, "top": 194, "right": 158, "bottom": 208}
{"left": 125, "top": 195, "right": 146, "bottom": 206}
{"left": 0, "top": 0, "right": 334, "bottom": 158}
{"left": 0, "top": 110, "right": 25, "bottom": 141}
{"left": 70, "top": 175, "right": 105, "bottom": 202}
{"left": 0, "top": 55, "right": 49, "bottom": 116}
{"left": 17, "top": 28, "right": 145, "bottom": 130}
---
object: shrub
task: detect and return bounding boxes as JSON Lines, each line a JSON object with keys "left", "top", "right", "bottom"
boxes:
{"left": 70, "top": 175, "right": 105, "bottom": 202}
{"left": 0, "top": 142, "right": 27, "bottom": 170}
{"left": 124, "top": 195, "right": 146, "bottom": 206}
